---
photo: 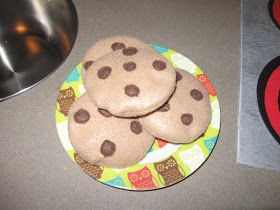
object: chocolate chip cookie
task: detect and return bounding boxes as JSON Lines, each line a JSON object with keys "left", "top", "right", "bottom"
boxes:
{"left": 141, "top": 68, "right": 211, "bottom": 143}
{"left": 84, "top": 48, "right": 176, "bottom": 117}
{"left": 68, "top": 93, "right": 154, "bottom": 168}
{"left": 82, "top": 36, "right": 152, "bottom": 79}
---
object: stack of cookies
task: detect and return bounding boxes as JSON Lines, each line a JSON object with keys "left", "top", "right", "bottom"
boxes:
{"left": 68, "top": 36, "right": 211, "bottom": 168}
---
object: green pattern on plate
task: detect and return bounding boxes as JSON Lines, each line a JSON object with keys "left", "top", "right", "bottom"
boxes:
{"left": 55, "top": 44, "right": 220, "bottom": 191}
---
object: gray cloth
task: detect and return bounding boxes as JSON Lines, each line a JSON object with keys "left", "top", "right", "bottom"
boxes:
{"left": 238, "top": 0, "right": 280, "bottom": 171}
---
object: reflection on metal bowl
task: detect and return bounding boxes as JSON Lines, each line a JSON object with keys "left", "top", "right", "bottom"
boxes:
{"left": 0, "top": 0, "right": 78, "bottom": 101}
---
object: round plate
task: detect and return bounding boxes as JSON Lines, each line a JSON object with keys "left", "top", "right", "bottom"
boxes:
{"left": 55, "top": 44, "right": 221, "bottom": 191}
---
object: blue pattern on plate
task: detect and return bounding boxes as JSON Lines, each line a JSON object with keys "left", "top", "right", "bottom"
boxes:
{"left": 105, "top": 176, "right": 125, "bottom": 187}
{"left": 204, "top": 137, "right": 218, "bottom": 152}
{"left": 152, "top": 44, "right": 169, "bottom": 54}
{"left": 66, "top": 67, "right": 80, "bottom": 83}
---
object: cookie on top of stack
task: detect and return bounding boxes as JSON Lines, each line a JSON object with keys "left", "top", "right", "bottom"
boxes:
{"left": 68, "top": 35, "right": 211, "bottom": 168}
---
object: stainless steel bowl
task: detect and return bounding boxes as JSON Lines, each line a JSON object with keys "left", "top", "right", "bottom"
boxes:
{"left": 0, "top": 0, "right": 78, "bottom": 101}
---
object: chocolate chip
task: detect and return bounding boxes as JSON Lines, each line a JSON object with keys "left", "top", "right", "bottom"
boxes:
{"left": 97, "top": 66, "right": 112, "bottom": 79}
{"left": 153, "top": 60, "right": 167, "bottom": 71}
{"left": 100, "top": 140, "right": 116, "bottom": 157}
{"left": 181, "top": 113, "right": 193, "bottom": 126}
{"left": 124, "top": 84, "right": 140, "bottom": 97}
{"left": 74, "top": 109, "right": 90, "bottom": 124}
{"left": 123, "top": 62, "right": 136, "bottom": 71}
{"left": 83, "top": 60, "right": 94, "bottom": 71}
{"left": 111, "top": 42, "right": 126, "bottom": 51}
{"left": 158, "top": 102, "right": 170, "bottom": 112}
{"left": 123, "top": 47, "right": 138, "bottom": 56}
{"left": 176, "top": 71, "right": 182, "bottom": 82}
{"left": 190, "top": 89, "right": 203, "bottom": 101}
{"left": 97, "top": 108, "right": 112, "bottom": 117}
{"left": 130, "top": 120, "right": 143, "bottom": 134}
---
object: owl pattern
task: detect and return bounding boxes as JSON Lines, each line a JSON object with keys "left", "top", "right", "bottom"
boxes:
{"left": 57, "top": 87, "right": 76, "bottom": 116}
{"left": 154, "top": 156, "right": 185, "bottom": 186}
{"left": 74, "top": 153, "right": 103, "bottom": 179}
{"left": 127, "top": 166, "right": 157, "bottom": 190}
{"left": 179, "top": 145, "right": 205, "bottom": 172}
{"left": 197, "top": 74, "right": 217, "bottom": 96}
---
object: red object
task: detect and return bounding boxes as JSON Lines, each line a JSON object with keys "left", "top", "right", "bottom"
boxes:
{"left": 257, "top": 56, "right": 280, "bottom": 144}
{"left": 270, "top": 0, "right": 280, "bottom": 28}
{"left": 156, "top": 139, "right": 168, "bottom": 148}
{"left": 273, "top": 0, "right": 280, "bottom": 25}
{"left": 264, "top": 66, "right": 280, "bottom": 138}
{"left": 197, "top": 74, "right": 217, "bottom": 96}
{"left": 127, "top": 167, "right": 156, "bottom": 189}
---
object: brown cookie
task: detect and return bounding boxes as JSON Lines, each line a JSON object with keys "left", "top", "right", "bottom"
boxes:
{"left": 84, "top": 49, "right": 176, "bottom": 117}
{"left": 141, "top": 68, "right": 212, "bottom": 144}
{"left": 82, "top": 36, "right": 152, "bottom": 80}
{"left": 68, "top": 93, "right": 154, "bottom": 168}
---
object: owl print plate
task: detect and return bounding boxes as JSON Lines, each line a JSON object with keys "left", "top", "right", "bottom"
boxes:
{"left": 55, "top": 44, "right": 220, "bottom": 191}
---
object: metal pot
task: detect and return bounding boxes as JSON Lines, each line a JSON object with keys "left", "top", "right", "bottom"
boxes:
{"left": 0, "top": 0, "right": 78, "bottom": 101}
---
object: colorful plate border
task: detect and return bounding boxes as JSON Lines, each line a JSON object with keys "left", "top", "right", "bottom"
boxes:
{"left": 55, "top": 44, "right": 221, "bottom": 191}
